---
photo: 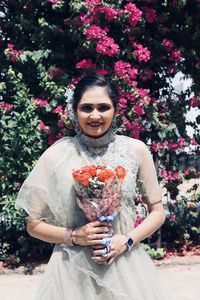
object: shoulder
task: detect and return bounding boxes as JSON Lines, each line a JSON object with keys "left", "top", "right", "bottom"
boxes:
{"left": 116, "top": 134, "right": 149, "bottom": 151}
{"left": 39, "top": 136, "right": 77, "bottom": 162}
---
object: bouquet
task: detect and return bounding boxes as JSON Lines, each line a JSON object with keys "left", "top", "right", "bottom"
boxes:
{"left": 72, "top": 165, "right": 127, "bottom": 222}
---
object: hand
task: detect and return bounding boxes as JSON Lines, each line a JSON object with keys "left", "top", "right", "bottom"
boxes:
{"left": 91, "top": 234, "right": 127, "bottom": 265}
{"left": 72, "top": 221, "right": 112, "bottom": 247}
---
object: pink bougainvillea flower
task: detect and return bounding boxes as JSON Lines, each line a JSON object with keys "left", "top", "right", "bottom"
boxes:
{"left": 96, "top": 36, "right": 119, "bottom": 57}
{"left": 142, "top": 7, "right": 156, "bottom": 23}
{"left": 48, "top": 67, "right": 64, "bottom": 78}
{"left": 190, "top": 96, "right": 200, "bottom": 107}
{"left": 133, "top": 43, "right": 151, "bottom": 62}
{"left": 177, "top": 138, "right": 186, "bottom": 148}
{"left": 114, "top": 61, "right": 138, "bottom": 79}
{"left": 134, "top": 214, "right": 144, "bottom": 228}
{"left": 169, "top": 50, "right": 181, "bottom": 62}
{"left": 80, "top": 13, "right": 97, "bottom": 24}
{"left": 124, "top": 3, "right": 142, "bottom": 27}
{"left": 134, "top": 101, "right": 145, "bottom": 115}
{"left": 5, "top": 44, "right": 24, "bottom": 62}
{"left": 7, "top": 43, "right": 15, "bottom": 49}
{"left": 191, "top": 138, "right": 197, "bottom": 146}
{"left": 0, "top": 102, "right": 13, "bottom": 112}
{"left": 150, "top": 142, "right": 159, "bottom": 152}
{"left": 84, "top": 25, "right": 108, "bottom": 40}
{"left": 76, "top": 59, "right": 96, "bottom": 69}
{"left": 85, "top": 0, "right": 102, "bottom": 6}
{"left": 118, "top": 97, "right": 127, "bottom": 109}
{"left": 52, "top": 105, "right": 63, "bottom": 114}
{"left": 38, "top": 121, "right": 50, "bottom": 134}
{"left": 32, "top": 98, "right": 48, "bottom": 107}
{"left": 95, "top": 69, "right": 109, "bottom": 75}
{"left": 162, "top": 38, "right": 175, "bottom": 51}
{"left": 96, "top": 6, "right": 120, "bottom": 22}
{"left": 48, "top": 0, "right": 58, "bottom": 4}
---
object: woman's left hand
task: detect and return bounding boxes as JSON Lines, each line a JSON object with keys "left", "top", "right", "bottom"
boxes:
{"left": 91, "top": 234, "right": 127, "bottom": 265}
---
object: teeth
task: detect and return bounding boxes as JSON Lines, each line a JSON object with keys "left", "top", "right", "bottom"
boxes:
{"left": 89, "top": 123, "right": 102, "bottom": 126}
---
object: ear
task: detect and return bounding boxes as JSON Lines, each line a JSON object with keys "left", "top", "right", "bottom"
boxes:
{"left": 114, "top": 106, "right": 119, "bottom": 116}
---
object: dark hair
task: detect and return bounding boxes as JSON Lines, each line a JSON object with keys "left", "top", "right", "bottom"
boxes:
{"left": 73, "top": 75, "right": 118, "bottom": 111}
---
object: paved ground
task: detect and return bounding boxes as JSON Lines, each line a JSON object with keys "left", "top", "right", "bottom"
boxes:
{"left": 0, "top": 256, "right": 199, "bottom": 300}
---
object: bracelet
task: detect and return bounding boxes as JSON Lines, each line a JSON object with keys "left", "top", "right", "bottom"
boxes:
{"left": 63, "top": 228, "right": 74, "bottom": 247}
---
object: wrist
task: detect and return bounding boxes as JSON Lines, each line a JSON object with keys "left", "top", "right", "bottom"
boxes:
{"left": 63, "top": 228, "right": 74, "bottom": 247}
{"left": 71, "top": 229, "right": 78, "bottom": 245}
{"left": 124, "top": 234, "right": 135, "bottom": 252}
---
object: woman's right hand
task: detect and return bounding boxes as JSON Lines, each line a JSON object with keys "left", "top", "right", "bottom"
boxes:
{"left": 72, "top": 221, "right": 111, "bottom": 247}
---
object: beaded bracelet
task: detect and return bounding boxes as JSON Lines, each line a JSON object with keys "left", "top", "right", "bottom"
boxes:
{"left": 63, "top": 228, "right": 74, "bottom": 247}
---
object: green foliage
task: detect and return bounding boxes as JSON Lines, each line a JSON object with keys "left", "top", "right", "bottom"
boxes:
{"left": 0, "top": 194, "right": 53, "bottom": 264}
{"left": 0, "top": 67, "right": 46, "bottom": 197}
{"left": 162, "top": 190, "right": 200, "bottom": 244}
{"left": 0, "top": 0, "right": 199, "bottom": 262}
{"left": 142, "top": 244, "right": 166, "bottom": 260}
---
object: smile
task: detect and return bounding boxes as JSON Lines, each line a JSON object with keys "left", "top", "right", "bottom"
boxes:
{"left": 87, "top": 122, "right": 104, "bottom": 127}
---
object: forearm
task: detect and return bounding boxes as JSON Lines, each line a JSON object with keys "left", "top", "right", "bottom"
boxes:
{"left": 128, "top": 204, "right": 166, "bottom": 244}
{"left": 27, "top": 217, "right": 66, "bottom": 244}
{"left": 27, "top": 217, "right": 111, "bottom": 246}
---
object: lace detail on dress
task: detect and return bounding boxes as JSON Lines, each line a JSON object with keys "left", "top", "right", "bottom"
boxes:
{"left": 75, "top": 130, "right": 139, "bottom": 208}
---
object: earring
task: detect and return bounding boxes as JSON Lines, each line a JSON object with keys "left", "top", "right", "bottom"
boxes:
{"left": 111, "top": 117, "right": 117, "bottom": 132}
{"left": 74, "top": 122, "right": 83, "bottom": 134}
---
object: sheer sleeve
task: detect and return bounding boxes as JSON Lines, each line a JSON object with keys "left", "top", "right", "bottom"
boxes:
{"left": 132, "top": 139, "right": 162, "bottom": 205}
{"left": 15, "top": 137, "right": 87, "bottom": 227}
{"left": 15, "top": 148, "right": 56, "bottom": 223}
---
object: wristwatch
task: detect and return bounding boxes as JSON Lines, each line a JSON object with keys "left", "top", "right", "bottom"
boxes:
{"left": 125, "top": 235, "right": 135, "bottom": 251}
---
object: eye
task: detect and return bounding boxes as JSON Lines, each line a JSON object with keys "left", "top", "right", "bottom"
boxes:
{"left": 79, "top": 105, "right": 93, "bottom": 112}
{"left": 97, "top": 104, "right": 112, "bottom": 112}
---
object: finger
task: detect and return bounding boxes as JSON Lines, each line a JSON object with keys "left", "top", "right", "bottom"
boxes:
{"left": 89, "top": 239, "right": 108, "bottom": 246}
{"left": 92, "top": 221, "right": 112, "bottom": 227}
{"left": 89, "top": 233, "right": 111, "bottom": 240}
{"left": 107, "top": 257, "right": 115, "bottom": 265}
{"left": 93, "top": 226, "right": 110, "bottom": 234}
{"left": 92, "top": 249, "right": 105, "bottom": 256}
{"left": 91, "top": 245, "right": 105, "bottom": 250}
{"left": 91, "top": 255, "right": 108, "bottom": 263}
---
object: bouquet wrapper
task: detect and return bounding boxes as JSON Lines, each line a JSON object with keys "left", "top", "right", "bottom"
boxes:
{"left": 75, "top": 179, "right": 122, "bottom": 222}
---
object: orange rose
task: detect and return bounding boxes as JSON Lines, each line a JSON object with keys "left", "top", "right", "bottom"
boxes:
{"left": 114, "top": 166, "right": 126, "bottom": 179}
{"left": 75, "top": 172, "right": 92, "bottom": 186}
{"left": 80, "top": 165, "right": 96, "bottom": 177}
{"left": 97, "top": 169, "right": 116, "bottom": 182}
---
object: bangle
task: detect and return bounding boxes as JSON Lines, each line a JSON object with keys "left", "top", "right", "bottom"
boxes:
{"left": 63, "top": 228, "right": 74, "bottom": 247}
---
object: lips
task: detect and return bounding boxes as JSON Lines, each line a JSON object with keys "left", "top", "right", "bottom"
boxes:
{"left": 87, "top": 122, "right": 103, "bottom": 127}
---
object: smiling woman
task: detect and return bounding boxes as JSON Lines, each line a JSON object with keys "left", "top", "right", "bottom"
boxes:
{"left": 15, "top": 74, "right": 172, "bottom": 300}
{"left": 75, "top": 86, "right": 115, "bottom": 138}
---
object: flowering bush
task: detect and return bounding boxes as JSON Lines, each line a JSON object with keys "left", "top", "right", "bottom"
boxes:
{"left": 0, "top": 0, "right": 199, "bottom": 261}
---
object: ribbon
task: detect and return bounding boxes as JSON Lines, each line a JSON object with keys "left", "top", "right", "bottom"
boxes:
{"left": 101, "top": 238, "right": 112, "bottom": 257}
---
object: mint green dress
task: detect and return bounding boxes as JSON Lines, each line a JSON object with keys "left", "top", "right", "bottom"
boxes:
{"left": 16, "top": 130, "right": 172, "bottom": 300}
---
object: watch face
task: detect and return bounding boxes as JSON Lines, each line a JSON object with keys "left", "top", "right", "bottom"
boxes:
{"left": 127, "top": 238, "right": 134, "bottom": 247}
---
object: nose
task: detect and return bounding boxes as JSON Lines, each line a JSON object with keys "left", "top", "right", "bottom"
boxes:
{"left": 89, "top": 108, "right": 101, "bottom": 120}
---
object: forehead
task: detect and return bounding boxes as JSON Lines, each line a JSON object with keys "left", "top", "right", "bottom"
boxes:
{"left": 78, "top": 86, "right": 113, "bottom": 105}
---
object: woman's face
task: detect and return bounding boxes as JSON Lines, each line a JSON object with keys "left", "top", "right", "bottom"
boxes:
{"left": 75, "top": 86, "right": 115, "bottom": 138}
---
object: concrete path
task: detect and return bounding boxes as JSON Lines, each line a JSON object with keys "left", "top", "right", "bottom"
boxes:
{"left": 0, "top": 256, "right": 199, "bottom": 300}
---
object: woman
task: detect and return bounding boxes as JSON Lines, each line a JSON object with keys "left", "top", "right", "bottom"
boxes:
{"left": 16, "top": 75, "right": 170, "bottom": 299}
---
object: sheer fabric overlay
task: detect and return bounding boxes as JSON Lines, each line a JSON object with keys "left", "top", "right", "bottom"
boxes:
{"left": 15, "top": 132, "right": 171, "bottom": 300}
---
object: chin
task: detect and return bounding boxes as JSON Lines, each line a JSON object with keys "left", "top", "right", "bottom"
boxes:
{"left": 83, "top": 128, "right": 107, "bottom": 138}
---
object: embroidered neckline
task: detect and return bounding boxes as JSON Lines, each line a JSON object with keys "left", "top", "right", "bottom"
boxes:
{"left": 75, "top": 127, "right": 116, "bottom": 149}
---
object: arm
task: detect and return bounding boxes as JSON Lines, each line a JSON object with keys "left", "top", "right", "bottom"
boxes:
{"left": 27, "top": 217, "right": 112, "bottom": 246}
{"left": 92, "top": 140, "right": 165, "bottom": 264}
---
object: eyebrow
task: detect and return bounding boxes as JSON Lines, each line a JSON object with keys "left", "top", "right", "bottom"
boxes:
{"left": 79, "top": 103, "right": 112, "bottom": 106}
